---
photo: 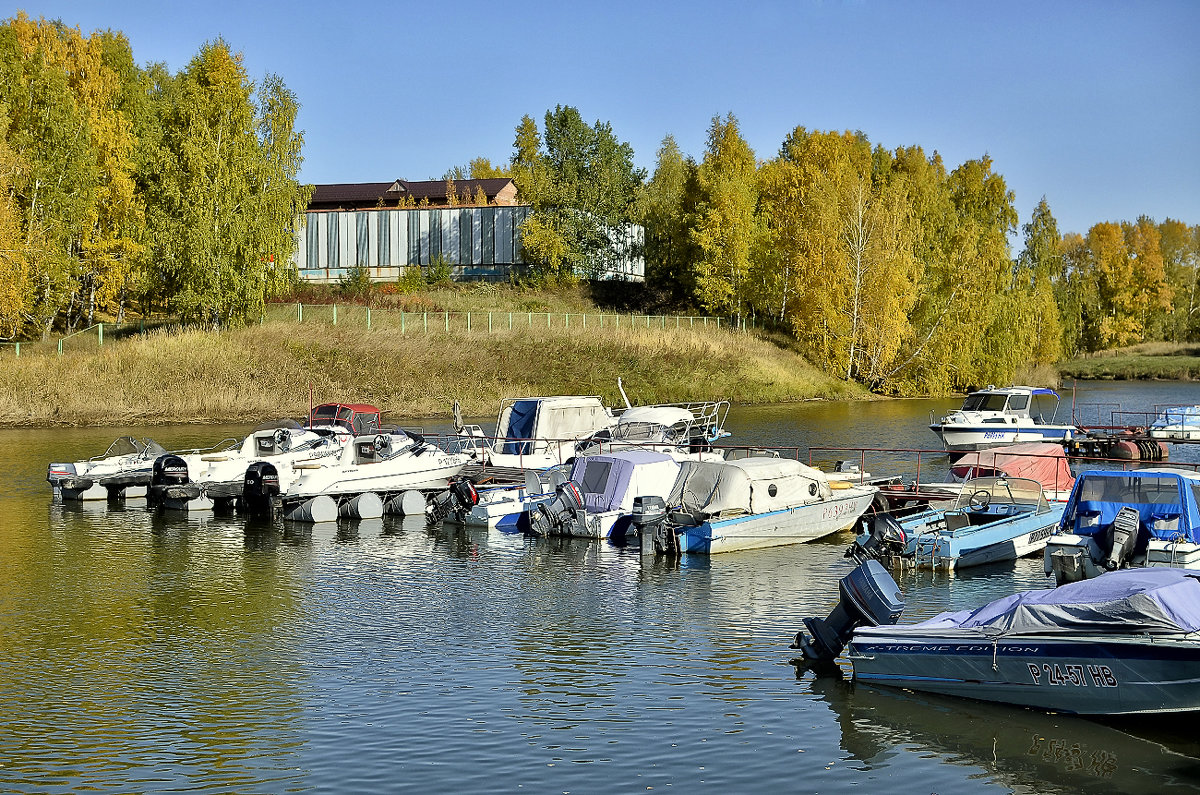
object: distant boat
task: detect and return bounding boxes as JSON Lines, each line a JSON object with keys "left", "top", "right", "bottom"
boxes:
{"left": 796, "top": 562, "right": 1200, "bottom": 716}
{"left": 929, "top": 385, "right": 1076, "bottom": 453}
{"left": 1148, "top": 405, "right": 1200, "bottom": 441}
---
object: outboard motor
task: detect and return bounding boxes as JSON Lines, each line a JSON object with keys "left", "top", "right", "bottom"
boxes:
{"left": 148, "top": 453, "right": 194, "bottom": 506}
{"left": 242, "top": 461, "right": 281, "bottom": 518}
{"left": 632, "top": 495, "right": 678, "bottom": 556}
{"left": 523, "top": 481, "right": 586, "bottom": 537}
{"left": 426, "top": 478, "right": 480, "bottom": 525}
{"left": 791, "top": 561, "right": 905, "bottom": 663}
{"left": 846, "top": 512, "right": 908, "bottom": 565}
{"left": 1104, "top": 505, "right": 1141, "bottom": 571}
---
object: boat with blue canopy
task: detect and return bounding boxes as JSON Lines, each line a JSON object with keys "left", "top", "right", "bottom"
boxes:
{"left": 1044, "top": 467, "right": 1200, "bottom": 585}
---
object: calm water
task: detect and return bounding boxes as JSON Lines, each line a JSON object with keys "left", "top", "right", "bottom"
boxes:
{"left": 3, "top": 382, "right": 1200, "bottom": 793}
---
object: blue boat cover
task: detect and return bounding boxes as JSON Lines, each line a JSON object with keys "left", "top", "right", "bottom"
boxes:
{"left": 915, "top": 568, "right": 1200, "bottom": 637}
{"left": 500, "top": 400, "right": 539, "bottom": 455}
{"left": 1059, "top": 469, "right": 1200, "bottom": 543}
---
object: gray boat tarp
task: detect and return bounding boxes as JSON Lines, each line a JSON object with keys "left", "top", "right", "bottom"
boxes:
{"left": 898, "top": 568, "right": 1200, "bottom": 638}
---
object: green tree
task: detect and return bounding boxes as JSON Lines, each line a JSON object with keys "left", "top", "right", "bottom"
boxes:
{"left": 691, "top": 113, "right": 759, "bottom": 323}
{"left": 639, "top": 134, "right": 698, "bottom": 301}
{"left": 1158, "top": 218, "right": 1197, "bottom": 341}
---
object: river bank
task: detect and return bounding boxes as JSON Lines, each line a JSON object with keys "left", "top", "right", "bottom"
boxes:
{"left": 0, "top": 320, "right": 872, "bottom": 428}
{"left": 1059, "top": 342, "right": 1200, "bottom": 381}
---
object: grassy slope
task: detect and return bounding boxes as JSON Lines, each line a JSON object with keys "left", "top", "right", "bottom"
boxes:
{"left": 0, "top": 320, "right": 870, "bottom": 428}
{"left": 1058, "top": 342, "right": 1200, "bottom": 381}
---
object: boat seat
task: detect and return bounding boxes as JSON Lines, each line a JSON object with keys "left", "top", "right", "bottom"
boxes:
{"left": 943, "top": 511, "right": 971, "bottom": 534}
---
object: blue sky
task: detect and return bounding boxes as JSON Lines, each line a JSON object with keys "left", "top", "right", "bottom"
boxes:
{"left": 15, "top": 1, "right": 1200, "bottom": 238}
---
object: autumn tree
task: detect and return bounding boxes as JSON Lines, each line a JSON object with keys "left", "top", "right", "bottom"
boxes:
{"left": 639, "top": 134, "right": 699, "bottom": 302}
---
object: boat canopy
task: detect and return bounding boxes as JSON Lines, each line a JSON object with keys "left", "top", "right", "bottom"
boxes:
{"left": 950, "top": 443, "right": 1074, "bottom": 494}
{"left": 668, "top": 457, "right": 832, "bottom": 518}
{"left": 906, "top": 568, "right": 1200, "bottom": 637}
{"left": 569, "top": 450, "right": 680, "bottom": 513}
{"left": 1152, "top": 405, "right": 1200, "bottom": 428}
{"left": 497, "top": 397, "right": 611, "bottom": 456}
{"left": 1060, "top": 468, "right": 1200, "bottom": 543}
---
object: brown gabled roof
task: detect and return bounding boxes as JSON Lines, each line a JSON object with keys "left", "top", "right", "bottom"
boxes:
{"left": 308, "top": 178, "right": 515, "bottom": 209}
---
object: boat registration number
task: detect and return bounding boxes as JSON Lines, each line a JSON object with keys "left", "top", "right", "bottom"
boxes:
{"left": 1027, "top": 526, "right": 1052, "bottom": 544}
{"left": 1027, "top": 663, "right": 1117, "bottom": 688}
{"left": 983, "top": 431, "right": 1008, "bottom": 440}
{"left": 822, "top": 500, "right": 860, "bottom": 521}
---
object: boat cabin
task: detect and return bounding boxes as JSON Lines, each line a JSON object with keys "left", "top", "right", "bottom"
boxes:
{"left": 492, "top": 396, "right": 613, "bottom": 457}
{"left": 309, "top": 403, "right": 382, "bottom": 436}
{"left": 955, "top": 386, "right": 1063, "bottom": 425}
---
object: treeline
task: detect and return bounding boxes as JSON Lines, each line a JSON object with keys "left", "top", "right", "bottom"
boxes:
{"left": 499, "top": 109, "right": 1199, "bottom": 394}
{"left": 0, "top": 13, "right": 308, "bottom": 340}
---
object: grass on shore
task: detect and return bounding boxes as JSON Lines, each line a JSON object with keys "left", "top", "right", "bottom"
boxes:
{"left": 1059, "top": 342, "right": 1200, "bottom": 381}
{"left": 0, "top": 319, "right": 870, "bottom": 428}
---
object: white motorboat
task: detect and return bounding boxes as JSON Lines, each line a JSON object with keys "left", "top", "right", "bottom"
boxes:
{"left": 635, "top": 457, "right": 877, "bottom": 554}
{"left": 147, "top": 403, "right": 382, "bottom": 512}
{"left": 1149, "top": 405, "right": 1200, "bottom": 441}
{"left": 518, "top": 449, "right": 685, "bottom": 539}
{"left": 458, "top": 394, "right": 615, "bottom": 470}
{"left": 929, "top": 385, "right": 1076, "bottom": 453}
{"left": 796, "top": 561, "right": 1200, "bottom": 716}
{"left": 48, "top": 436, "right": 170, "bottom": 500}
{"left": 281, "top": 429, "right": 473, "bottom": 523}
{"left": 1044, "top": 467, "right": 1200, "bottom": 586}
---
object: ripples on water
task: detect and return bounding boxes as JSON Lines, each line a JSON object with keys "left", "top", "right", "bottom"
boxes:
{"left": 2, "top": 383, "right": 1199, "bottom": 792}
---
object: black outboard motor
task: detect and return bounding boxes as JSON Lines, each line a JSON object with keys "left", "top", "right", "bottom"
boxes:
{"left": 632, "top": 495, "right": 679, "bottom": 556}
{"left": 792, "top": 561, "right": 905, "bottom": 663}
{"left": 426, "top": 478, "right": 480, "bottom": 525}
{"left": 242, "top": 461, "right": 281, "bottom": 518}
{"left": 845, "top": 512, "right": 908, "bottom": 566}
{"left": 148, "top": 453, "right": 191, "bottom": 505}
{"left": 1104, "top": 505, "right": 1141, "bottom": 571}
{"left": 523, "top": 481, "right": 586, "bottom": 537}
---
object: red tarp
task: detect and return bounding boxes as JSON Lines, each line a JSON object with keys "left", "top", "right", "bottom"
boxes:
{"left": 950, "top": 442, "right": 1075, "bottom": 496}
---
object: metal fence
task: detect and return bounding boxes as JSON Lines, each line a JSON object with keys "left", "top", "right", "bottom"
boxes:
{"left": 261, "top": 302, "right": 740, "bottom": 334}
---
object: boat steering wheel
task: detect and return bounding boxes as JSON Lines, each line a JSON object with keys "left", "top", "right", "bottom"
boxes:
{"left": 968, "top": 490, "right": 991, "bottom": 510}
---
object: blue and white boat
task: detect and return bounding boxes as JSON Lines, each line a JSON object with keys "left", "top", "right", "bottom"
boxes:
{"left": 796, "top": 563, "right": 1200, "bottom": 715}
{"left": 852, "top": 476, "right": 1064, "bottom": 570}
{"left": 929, "top": 385, "right": 1076, "bottom": 453}
{"left": 1044, "top": 467, "right": 1200, "bottom": 586}
{"left": 1149, "top": 405, "right": 1200, "bottom": 441}
{"left": 636, "top": 457, "right": 877, "bottom": 555}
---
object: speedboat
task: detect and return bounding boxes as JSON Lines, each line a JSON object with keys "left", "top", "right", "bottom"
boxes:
{"left": 929, "top": 385, "right": 1076, "bottom": 453}
{"left": 795, "top": 561, "right": 1200, "bottom": 715}
{"left": 458, "top": 394, "right": 616, "bottom": 470}
{"left": 281, "top": 429, "right": 473, "bottom": 523}
{"left": 147, "top": 403, "right": 382, "bottom": 512}
{"left": 48, "top": 436, "right": 169, "bottom": 500}
{"left": 574, "top": 399, "right": 730, "bottom": 460}
{"left": 516, "top": 450, "right": 685, "bottom": 539}
{"left": 1044, "top": 467, "right": 1200, "bottom": 586}
{"left": 1149, "top": 405, "right": 1200, "bottom": 441}
{"left": 634, "top": 457, "right": 877, "bottom": 555}
{"left": 851, "top": 476, "right": 1064, "bottom": 571}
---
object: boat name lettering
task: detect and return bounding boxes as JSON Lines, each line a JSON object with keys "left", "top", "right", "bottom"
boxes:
{"left": 983, "top": 431, "right": 1008, "bottom": 440}
{"left": 1028, "top": 526, "right": 1052, "bottom": 543}
{"left": 1027, "top": 662, "right": 1113, "bottom": 687}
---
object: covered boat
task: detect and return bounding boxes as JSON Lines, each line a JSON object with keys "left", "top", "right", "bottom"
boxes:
{"left": 851, "top": 476, "right": 1064, "bottom": 570}
{"left": 948, "top": 442, "right": 1075, "bottom": 500}
{"left": 1044, "top": 467, "right": 1200, "bottom": 585}
{"left": 460, "top": 395, "right": 615, "bottom": 470}
{"left": 929, "top": 386, "right": 1076, "bottom": 453}
{"left": 1149, "top": 405, "right": 1200, "bottom": 441}
{"left": 636, "top": 457, "right": 877, "bottom": 554}
{"left": 845, "top": 567, "right": 1200, "bottom": 715}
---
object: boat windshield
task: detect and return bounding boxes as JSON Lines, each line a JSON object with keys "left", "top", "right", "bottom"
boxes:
{"left": 954, "top": 477, "right": 1048, "bottom": 510}
{"left": 960, "top": 393, "right": 1009, "bottom": 412}
{"left": 1074, "top": 473, "right": 1181, "bottom": 507}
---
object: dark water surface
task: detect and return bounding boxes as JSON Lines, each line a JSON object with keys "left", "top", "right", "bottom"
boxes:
{"left": 2, "top": 382, "right": 1199, "bottom": 793}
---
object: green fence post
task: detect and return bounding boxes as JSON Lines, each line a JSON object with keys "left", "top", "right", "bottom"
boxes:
{"left": 98, "top": 323, "right": 104, "bottom": 346}
{"left": 582, "top": 314, "right": 586, "bottom": 329}
{"left": 704, "top": 317, "right": 708, "bottom": 328}
{"left": 424, "top": 312, "right": 428, "bottom": 333}
{"left": 58, "top": 339, "right": 62, "bottom": 356}
{"left": 444, "top": 311, "right": 449, "bottom": 332}
{"left": 717, "top": 317, "right": 721, "bottom": 329}
{"left": 528, "top": 312, "right": 532, "bottom": 328}
{"left": 547, "top": 312, "right": 551, "bottom": 329}
{"left": 298, "top": 302, "right": 303, "bottom": 323}
{"left": 367, "top": 307, "right": 372, "bottom": 329}
{"left": 333, "top": 304, "right": 338, "bottom": 326}
{"left": 467, "top": 312, "right": 472, "bottom": 333}
{"left": 401, "top": 312, "right": 406, "bottom": 334}
{"left": 488, "top": 312, "right": 492, "bottom": 333}
{"left": 565, "top": 313, "right": 569, "bottom": 329}
{"left": 508, "top": 312, "right": 512, "bottom": 330}
{"left": 14, "top": 342, "right": 18, "bottom": 357}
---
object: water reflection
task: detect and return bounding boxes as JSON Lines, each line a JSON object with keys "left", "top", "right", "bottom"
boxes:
{"left": 801, "top": 667, "right": 1200, "bottom": 793}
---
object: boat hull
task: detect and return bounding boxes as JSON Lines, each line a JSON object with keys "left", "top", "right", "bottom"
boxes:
{"left": 930, "top": 424, "right": 1073, "bottom": 453}
{"left": 678, "top": 487, "right": 874, "bottom": 554}
{"left": 848, "top": 631, "right": 1200, "bottom": 715}
{"left": 909, "top": 510, "right": 1062, "bottom": 570}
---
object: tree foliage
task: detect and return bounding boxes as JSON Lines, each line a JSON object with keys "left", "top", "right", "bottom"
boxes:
{"left": 0, "top": 14, "right": 307, "bottom": 336}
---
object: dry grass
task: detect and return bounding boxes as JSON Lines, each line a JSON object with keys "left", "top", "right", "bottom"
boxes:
{"left": 0, "top": 320, "right": 870, "bottom": 427}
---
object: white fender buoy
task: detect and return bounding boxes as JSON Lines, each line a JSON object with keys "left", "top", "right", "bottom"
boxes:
{"left": 285, "top": 495, "right": 338, "bottom": 523}
{"left": 340, "top": 492, "right": 384, "bottom": 520}
{"left": 390, "top": 489, "right": 427, "bottom": 516}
